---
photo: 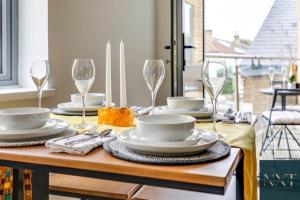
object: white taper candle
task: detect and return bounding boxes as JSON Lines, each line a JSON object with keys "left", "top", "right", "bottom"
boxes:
{"left": 105, "top": 41, "right": 112, "bottom": 107}
{"left": 120, "top": 40, "right": 127, "bottom": 107}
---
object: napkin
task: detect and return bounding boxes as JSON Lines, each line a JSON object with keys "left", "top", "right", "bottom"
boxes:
{"left": 221, "top": 108, "right": 253, "bottom": 124}
{"left": 45, "top": 134, "right": 115, "bottom": 155}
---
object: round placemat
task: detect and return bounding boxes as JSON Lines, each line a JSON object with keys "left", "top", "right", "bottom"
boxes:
{"left": 103, "top": 139, "right": 231, "bottom": 165}
{"left": 0, "top": 130, "right": 76, "bottom": 148}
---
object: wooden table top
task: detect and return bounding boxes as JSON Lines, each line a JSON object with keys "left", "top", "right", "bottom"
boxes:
{"left": 0, "top": 146, "right": 241, "bottom": 188}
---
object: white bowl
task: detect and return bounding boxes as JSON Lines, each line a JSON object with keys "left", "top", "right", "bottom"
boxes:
{"left": 167, "top": 97, "right": 205, "bottom": 111}
{"left": 136, "top": 114, "right": 195, "bottom": 141}
{"left": 129, "top": 129, "right": 202, "bottom": 147}
{"left": 0, "top": 107, "right": 50, "bottom": 130}
{"left": 71, "top": 93, "right": 105, "bottom": 106}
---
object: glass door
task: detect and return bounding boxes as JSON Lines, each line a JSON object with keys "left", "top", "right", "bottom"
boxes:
{"left": 182, "top": 0, "right": 204, "bottom": 97}
{"left": 171, "top": 0, "right": 204, "bottom": 97}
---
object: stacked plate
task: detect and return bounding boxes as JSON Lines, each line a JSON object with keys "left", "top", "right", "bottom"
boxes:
{"left": 117, "top": 114, "right": 218, "bottom": 156}
{"left": 0, "top": 107, "right": 70, "bottom": 142}
{"left": 150, "top": 97, "right": 212, "bottom": 118}
{"left": 57, "top": 93, "right": 108, "bottom": 112}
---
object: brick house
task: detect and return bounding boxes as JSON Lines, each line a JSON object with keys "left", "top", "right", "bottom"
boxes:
{"left": 240, "top": 0, "right": 298, "bottom": 114}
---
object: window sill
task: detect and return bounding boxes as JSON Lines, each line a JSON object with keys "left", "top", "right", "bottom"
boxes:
{"left": 0, "top": 87, "right": 56, "bottom": 102}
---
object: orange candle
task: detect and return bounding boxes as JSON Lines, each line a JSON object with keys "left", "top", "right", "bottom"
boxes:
{"left": 98, "top": 107, "right": 134, "bottom": 127}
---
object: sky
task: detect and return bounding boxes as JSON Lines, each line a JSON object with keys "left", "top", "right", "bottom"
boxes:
{"left": 205, "top": 0, "right": 275, "bottom": 41}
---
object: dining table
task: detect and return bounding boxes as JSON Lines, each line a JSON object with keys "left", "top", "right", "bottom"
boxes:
{"left": 260, "top": 88, "right": 300, "bottom": 110}
{"left": 0, "top": 115, "right": 257, "bottom": 200}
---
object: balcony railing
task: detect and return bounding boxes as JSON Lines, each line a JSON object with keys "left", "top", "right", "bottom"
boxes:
{"left": 184, "top": 54, "right": 300, "bottom": 114}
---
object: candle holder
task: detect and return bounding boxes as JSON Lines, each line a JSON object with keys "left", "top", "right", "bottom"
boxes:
{"left": 98, "top": 107, "right": 134, "bottom": 127}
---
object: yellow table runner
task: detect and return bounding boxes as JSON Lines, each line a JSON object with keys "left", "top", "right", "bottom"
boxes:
{"left": 0, "top": 115, "right": 257, "bottom": 200}
{"left": 53, "top": 115, "right": 257, "bottom": 200}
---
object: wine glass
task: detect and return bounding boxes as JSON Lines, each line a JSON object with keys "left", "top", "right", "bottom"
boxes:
{"left": 30, "top": 60, "right": 50, "bottom": 108}
{"left": 201, "top": 60, "right": 227, "bottom": 137}
{"left": 143, "top": 60, "right": 165, "bottom": 107}
{"left": 72, "top": 59, "right": 95, "bottom": 130}
{"left": 268, "top": 66, "right": 275, "bottom": 89}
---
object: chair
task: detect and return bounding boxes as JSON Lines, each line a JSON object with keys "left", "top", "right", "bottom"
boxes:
{"left": 260, "top": 88, "right": 300, "bottom": 158}
{"left": 271, "top": 80, "right": 287, "bottom": 88}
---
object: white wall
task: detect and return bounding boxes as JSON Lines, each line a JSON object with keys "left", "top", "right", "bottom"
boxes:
{"left": 155, "top": 0, "right": 172, "bottom": 105}
{"left": 48, "top": 0, "right": 163, "bottom": 107}
{"left": 1, "top": 0, "right": 171, "bottom": 109}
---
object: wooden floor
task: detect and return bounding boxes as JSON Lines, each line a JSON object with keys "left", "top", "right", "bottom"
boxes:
{"left": 259, "top": 128, "right": 300, "bottom": 160}
{"left": 256, "top": 124, "right": 300, "bottom": 161}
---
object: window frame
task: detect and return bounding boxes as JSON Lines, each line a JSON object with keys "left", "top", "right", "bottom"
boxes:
{"left": 183, "top": 2, "right": 195, "bottom": 66}
{"left": 0, "top": 0, "right": 18, "bottom": 86}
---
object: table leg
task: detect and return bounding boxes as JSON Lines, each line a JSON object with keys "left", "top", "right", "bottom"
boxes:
{"left": 282, "top": 95, "right": 287, "bottom": 110}
{"left": 236, "top": 158, "right": 244, "bottom": 200}
{"left": 32, "top": 170, "right": 49, "bottom": 200}
{"left": 12, "top": 169, "right": 23, "bottom": 200}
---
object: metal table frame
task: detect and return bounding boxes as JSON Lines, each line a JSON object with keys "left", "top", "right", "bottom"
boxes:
{"left": 0, "top": 154, "right": 244, "bottom": 200}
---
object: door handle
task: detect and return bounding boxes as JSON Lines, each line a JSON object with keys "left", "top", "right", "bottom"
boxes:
{"left": 165, "top": 45, "right": 195, "bottom": 50}
{"left": 184, "top": 45, "right": 196, "bottom": 49}
{"left": 164, "top": 37, "right": 196, "bottom": 71}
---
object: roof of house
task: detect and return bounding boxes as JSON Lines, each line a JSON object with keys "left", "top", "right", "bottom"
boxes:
{"left": 245, "top": 0, "right": 297, "bottom": 58}
{"left": 205, "top": 31, "right": 250, "bottom": 55}
{"left": 240, "top": 0, "right": 297, "bottom": 77}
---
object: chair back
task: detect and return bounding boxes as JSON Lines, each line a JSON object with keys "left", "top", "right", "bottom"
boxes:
{"left": 271, "top": 80, "right": 287, "bottom": 88}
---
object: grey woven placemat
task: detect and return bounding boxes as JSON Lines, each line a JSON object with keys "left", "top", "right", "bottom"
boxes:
{"left": 51, "top": 108, "right": 98, "bottom": 116}
{"left": 103, "top": 139, "right": 231, "bottom": 165}
{"left": 0, "top": 131, "right": 75, "bottom": 148}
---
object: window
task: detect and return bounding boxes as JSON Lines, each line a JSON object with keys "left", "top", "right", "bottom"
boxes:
{"left": 0, "top": 0, "right": 17, "bottom": 86}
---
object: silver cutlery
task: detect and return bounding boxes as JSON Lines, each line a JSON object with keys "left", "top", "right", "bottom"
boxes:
{"left": 64, "top": 126, "right": 98, "bottom": 146}
{"left": 98, "top": 128, "right": 113, "bottom": 137}
{"left": 66, "top": 135, "right": 98, "bottom": 146}
{"left": 65, "top": 128, "right": 113, "bottom": 146}
{"left": 87, "top": 128, "right": 113, "bottom": 137}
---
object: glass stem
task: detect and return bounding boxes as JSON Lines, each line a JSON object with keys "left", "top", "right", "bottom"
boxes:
{"left": 37, "top": 88, "right": 43, "bottom": 108}
{"left": 151, "top": 91, "right": 156, "bottom": 107}
{"left": 212, "top": 98, "right": 217, "bottom": 133}
{"left": 82, "top": 95, "right": 86, "bottom": 125}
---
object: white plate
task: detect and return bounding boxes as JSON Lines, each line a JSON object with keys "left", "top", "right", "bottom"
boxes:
{"left": 128, "top": 129, "right": 203, "bottom": 147}
{"left": 117, "top": 128, "right": 218, "bottom": 155}
{"left": 57, "top": 102, "right": 115, "bottom": 112}
{"left": 0, "top": 119, "right": 70, "bottom": 141}
{"left": 150, "top": 106, "right": 212, "bottom": 118}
